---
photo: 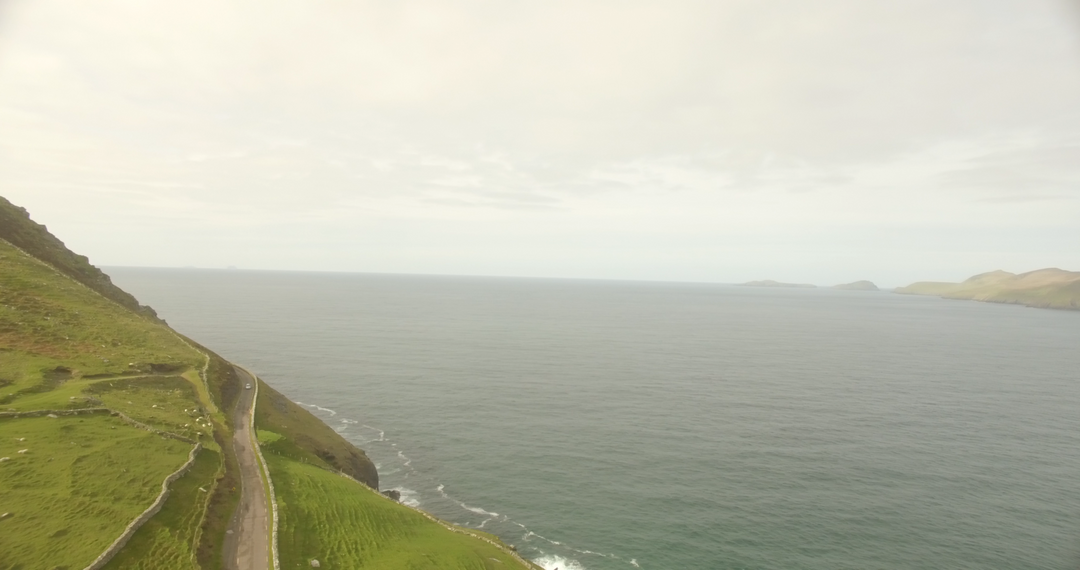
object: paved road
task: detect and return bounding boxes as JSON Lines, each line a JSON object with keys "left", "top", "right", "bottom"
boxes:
{"left": 224, "top": 366, "right": 270, "bottom": 570}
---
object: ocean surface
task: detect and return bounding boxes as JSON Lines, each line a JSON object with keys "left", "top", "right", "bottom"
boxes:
{"left": 107, "top": 268, "right": 1080, "bottom": 570}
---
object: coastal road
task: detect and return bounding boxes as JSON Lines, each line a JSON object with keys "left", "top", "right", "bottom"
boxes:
{"left": 224, "top": 366, "right": 270, "bottom": 570}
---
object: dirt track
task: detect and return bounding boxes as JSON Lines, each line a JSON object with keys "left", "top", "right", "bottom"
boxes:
{"left": 223, "top": 366, "right": 270, "bottom": 570}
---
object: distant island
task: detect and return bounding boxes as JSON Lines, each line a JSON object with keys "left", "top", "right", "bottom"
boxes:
{"left": 896, "top": 269, "right": 1080, "bottom": 310}
{"left": 739, "top": 280, "right": 816, "bottom": 288}
{"left": 833, "top": 280, "right": 879, "bottom": 291}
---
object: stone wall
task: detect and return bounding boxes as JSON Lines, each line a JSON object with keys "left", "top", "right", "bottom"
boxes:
{"left": 247, "top": 373, "right": 281, "bottom": 570}
{"left": 0, "top": 408, "right": 110, "bottom": 419}
{"left": 82, "top": 443, "right": 202, "bottom": 570}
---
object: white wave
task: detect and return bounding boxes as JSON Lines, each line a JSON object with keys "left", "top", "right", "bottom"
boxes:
{"left": 340, "top": 419, "right": 358, "bottom": 424}
{"left": 630, "top": 559, "right": 640, "bottom": 568}
{"left": 361, "top": 425, "right": 385, "bottom": 441}
{"left": 436, "top": 484, "right": 500, "bottom": 519}
{"left": 464, "top": 505, "right": 499, "bottom": 518}
{"left": 396, "top": 450, "right": 412, "bottom": 467}
{"left": 391, "top": 486, "right": 421, "bottom": 507}
{"left": 533, "top": 554, "right": 587, "bottom": 570}
{"left": 524, "top": 531, "right": 560, "bottom": 545}
{"left": 295, "top": 402, "right": 337, "bottom": 416}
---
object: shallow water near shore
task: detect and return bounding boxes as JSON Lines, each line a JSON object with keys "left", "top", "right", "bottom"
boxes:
{"left": 109, "top": 268, "right": 1080, "bottom": 570}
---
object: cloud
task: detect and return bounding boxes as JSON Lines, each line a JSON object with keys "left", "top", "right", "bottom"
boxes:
{"left": 0, "top": 0, "right": 1078, "bottom": 283}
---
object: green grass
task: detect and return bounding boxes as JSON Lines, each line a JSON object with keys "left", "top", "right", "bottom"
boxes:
{"left": 99, "top": 449, "right": 222, "bottom": 570}
{"left": 263, "top": 451, "right": 534, "bottom": 570}
{"left": 0, "top": 239, "right": 201, "bottom": 404}
{"left": 0, "top": 414, "right": 194, "bottom": 570}
{"left": 255, "top": 379, "right": 378, "bottom": 488}
{"left": 195, "top": 429, "right": 240, "bottom": 570}
{"left": 0, "top": 196, "right": 158, "bottom": 320}
{"left": 86, "top": 375, "right": 216, "bottom": 446}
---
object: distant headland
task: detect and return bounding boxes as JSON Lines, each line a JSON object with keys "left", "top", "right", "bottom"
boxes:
{"left": 833, "top": 280, "right": 879, "bottom": 291}
{"left": 896, "top": 268, "right": 1080, "bottom": 310}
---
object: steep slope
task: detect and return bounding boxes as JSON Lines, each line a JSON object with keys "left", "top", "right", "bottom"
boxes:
{"left": 1, "top": 197, "right": 537, "bottom": 570}
{"left": 0, "top": 237, "right": 216, "bottom": 570}
{"left": 254, "top": 379, "right": 378, "bottom": 488}
{"left": 0, "top": 196, "right": 160, "bottom": 320}
{"left": 896, "top": 268, "right": 1080, "bottom": 310}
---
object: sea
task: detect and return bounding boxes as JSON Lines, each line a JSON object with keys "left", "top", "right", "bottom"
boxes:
{"left": 106, "top": 268, "right": 1080, "bottom": 570}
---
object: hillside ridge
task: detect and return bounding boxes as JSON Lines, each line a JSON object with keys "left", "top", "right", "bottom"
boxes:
{"left": 896, "top": 268, "right": 1080, "bottom": 310}
{"left": 0, "top": 197, "right": 160, "bottom": 321}
{"left": 1, "top": 195, "right": 536, "bottom": 570}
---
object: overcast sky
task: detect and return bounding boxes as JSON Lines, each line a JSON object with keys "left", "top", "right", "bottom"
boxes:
{"left": 1, "top": 0, "right": 1078, "bottom": 286}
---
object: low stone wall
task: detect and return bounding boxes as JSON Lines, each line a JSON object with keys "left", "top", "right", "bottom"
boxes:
{"left": 0, "top": 408, "right": 197, "bottom": 445}
{"left": 247, "top": 373, "right": 281, "bottom": 570}
{"left": 113, "top": 411, "right": 198, "bottom": 445}
{"left": 82, "top": 442, "right": 203, "bottom": 570}
{"left": 0, "top": 408, "right": 110, "bottom": 419}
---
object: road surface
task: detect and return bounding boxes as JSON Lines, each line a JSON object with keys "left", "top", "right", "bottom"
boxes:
{"left": 224, "top": 366, "right": 270, "bottom": 570}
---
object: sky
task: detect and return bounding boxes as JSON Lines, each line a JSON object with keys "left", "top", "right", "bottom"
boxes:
{"left": 1, "top": 0, "right": 1079, "bottom": 287}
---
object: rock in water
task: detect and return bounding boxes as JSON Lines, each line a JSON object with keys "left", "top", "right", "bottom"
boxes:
{"left": 382, "top": 489, "right": 401, "bottom": 502}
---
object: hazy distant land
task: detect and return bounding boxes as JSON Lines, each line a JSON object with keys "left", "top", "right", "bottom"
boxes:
{"left": 833, "top": 280, "right": 879, "bottom": 291}
{"left": 896, "top": 268, "right": 1080, "bottom": 310}
{"left": 739, "top": 280, "right": 817, "bottom": 288}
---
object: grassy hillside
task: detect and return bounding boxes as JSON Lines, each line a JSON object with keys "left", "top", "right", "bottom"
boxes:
{"left": 0, "top": 196, "right": 159, "bottom": 320}
{"left": 0, "top": 414, "right": 194, "bottom": 569}
{"left": 254, "top": 379, "right": 378, "bottom": 488}
{"left": 0, "top": 230, "right": 223, "bottom": 570}
{"left": 258, "top": 427, "right": 539, "bottom": 570}
{"left": 1, "top": 196, "right": 546, "bottom": 570}
{"left": 896, "top": 268, "right": 1080, "bottom": 310}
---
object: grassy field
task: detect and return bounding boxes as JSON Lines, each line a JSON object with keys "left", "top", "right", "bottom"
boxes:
{"left": 0, "top": 239, "right": 201, "bottom": 402}
{"left": 0, "top": 414, "right": 194, "bottom": 570}
{"left": 0, "top": 232, "right": 227, "bottom": 569}
{"left": 260, "top": 444, "right": 534, "bottom": 570}
{"left": 100, "top": 448, "right": 222, "bottom": 570}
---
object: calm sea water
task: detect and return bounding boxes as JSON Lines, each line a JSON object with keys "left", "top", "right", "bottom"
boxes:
{"left": 107, "top": 268, "right": 1080, "bottom": 570}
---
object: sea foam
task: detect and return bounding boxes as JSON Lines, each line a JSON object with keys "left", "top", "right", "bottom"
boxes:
{"left": 533, "top": 554, "right": 587, "bottom": 570}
